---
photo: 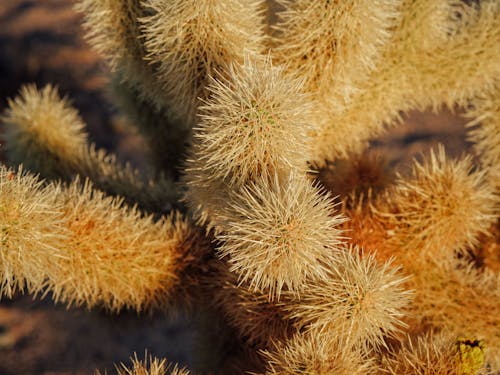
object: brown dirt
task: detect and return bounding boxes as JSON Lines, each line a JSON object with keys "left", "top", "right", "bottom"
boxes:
{"left": 0, "top": 1, "right": 474, "bottom": 374}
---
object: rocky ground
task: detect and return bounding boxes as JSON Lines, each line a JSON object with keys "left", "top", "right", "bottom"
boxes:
{"left": 0, "top": 1, "right": 473, "bottom": 374}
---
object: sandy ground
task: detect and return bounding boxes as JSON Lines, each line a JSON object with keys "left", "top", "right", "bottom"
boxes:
{"left": 0, "top": 1, "right": 473, "bottom": 374}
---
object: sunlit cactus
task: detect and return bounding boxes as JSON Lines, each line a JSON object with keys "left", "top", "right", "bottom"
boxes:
{"left": 2, "top": 84, "right": 88, "bottom": 179}
{"left": 2, "top": 84, "right": 178, "bottom": 213}
{"left": 189, "top": 55, "right": 315, "bottom": 187}
{"left": 1, "top": 0, "right": 499, "bottom": 373}
{"left": 217, "top": 173, "right": 345, "bottom": 298}
{"left": 97, "top": 354, "right": 190, "bottom": 375}
{"left": 285, "top": 247, "right": 411, "bottom": 352}
{"left": 312, "top": 0, "right": 500, "bottom": 163}
{"left": 259, "top": 332, "right": 375, "bottom": 375}
{"left": 140, "top": 0, "right": 266, "bottom": 125}
{"left": 272, "top": 0, "right": 401, "bottom": 99}
{"left": 0, "top": 166, "right": 206, "bottom": 313}
{"left": 380, "top": 332, "right": 482, "bottom": 375}
{"left": 0, "top": 166, "right": 65, "bottom": 299}
{"left": 49, "top": 179, "right": 205, "bottom": 312}
{"left": 466, "top": 83, "right": 500, "bottom": 188}
{"left": 375, "top": 147, "right": 497, "bottom": 260}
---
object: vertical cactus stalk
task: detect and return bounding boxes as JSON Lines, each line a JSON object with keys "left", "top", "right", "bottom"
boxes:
{"left": 272, "top": 0, "right": 401, "bottom": 101}
{"left": 76, "top": 0, "right": 163, "bottom": 107}
{"left": 185, "top": 55, "right": 346, "bottom": 298}
{"left": 140, "top": 0, "right": 266, "bottom": 126}
{"left": 184, "top": 55, "right": 317, "bottom": 230}
{"left": 77, "top": 0, "right": 267, "bottom": 173}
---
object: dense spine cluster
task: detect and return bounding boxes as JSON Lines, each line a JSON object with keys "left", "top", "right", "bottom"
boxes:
{"left": 185, "top": 55, "right": 346, "bottom": 299}
{"left": 0, "top": 166, "right": 205, "bottom": 313}
{"left": 1, "top": 85, "right": 178, "bottom": 212}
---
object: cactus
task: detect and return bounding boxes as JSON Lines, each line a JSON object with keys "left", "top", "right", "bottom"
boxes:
{"left": 1, "top": 0, "right": 499, "bottom": 373}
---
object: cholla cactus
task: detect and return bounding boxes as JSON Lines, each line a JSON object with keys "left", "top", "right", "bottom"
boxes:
{"left": 1, "top": 0, "right": 499, "bottom": 374}
{"left": 97, "top": 353, "right": 190, "bottom": 375}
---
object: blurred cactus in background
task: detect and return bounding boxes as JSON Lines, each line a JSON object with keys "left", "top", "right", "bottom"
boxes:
{"left": 0, "top": 0, "right": 499, "bottom": 374}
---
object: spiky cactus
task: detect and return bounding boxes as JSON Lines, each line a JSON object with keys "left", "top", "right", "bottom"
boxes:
{"left": 1, "top": 0, "right": 499, "bottom": 374}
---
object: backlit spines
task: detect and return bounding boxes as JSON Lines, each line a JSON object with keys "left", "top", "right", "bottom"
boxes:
{"left": 2, "top": 0, "right": 499, "bottom": 372}
{"left": 50, "top": 179, "right": 196, "bottom": 312}
{"left": 272, "top": 0, "right": 401, "bottom": 163}
{"left": 380, "top": 332, "right": 482, "bottom": 375}
{"left": 217, "top": 174, "right": 346, "bottom": 299}
{"left": 313, "top": 0, "right": 500, "bottom": 163}
{"left": 2, "top": 84, "right": 87, "bottom": 179}
{"left": 466, "top": 83, "right": 500, "bottom": 188}
{"left": 421, "top": 0, "right": 500, "bottom": 110}
{"left": 183, "top": 55, "right": 346, "bottom": 299}
{"left": 260, "top": 333, "right": 375, "bottom": 375}
{"left": 0, "top": 165, "right": 202, "bottom": 313}
{"left": 378, "top": 147, "right": 497, "bottom": 258}
{"left": 140, "top": 0, "right": 266, "bottom": 125}
{"left": 76, "top": 0, "right": 164, "bottom": 108}
{"left": 272, "top": 0, "right": 401, "bottom": 100}
{"left": 184, "top": 55, "right": 319, "bottom": 236}
{"left": 286, "top": 248, "right": 411, "bottom": 352}
{"left": 192, "top": 55, "right": 315, "bottom": 187}
{"left": 78, "top": 0, "right": 267, "bottom": 172}
{"left": 76, "top": 0, "right": 144, "bottom": 74}
{"left": 0, "top": 166, "right": 65, "bottom": 298}
{"left": 2, "top": 84, "right": 179, "bottom": 213}
{"left": 98, "top": 353, "right": 190, "bottom": 375}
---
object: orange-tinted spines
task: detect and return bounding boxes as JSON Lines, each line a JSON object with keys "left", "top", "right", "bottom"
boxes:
{"left": 49, "top": 179, "right": 198, "bottom": 313}
{"left": 285, "top": 247, "right": 411, "bottom": 352}
{"left": 377, "top": 147, "right": 497, "bottom": 260}
{"left": 0, "top": 166, "right": 65, "bottom": 299}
